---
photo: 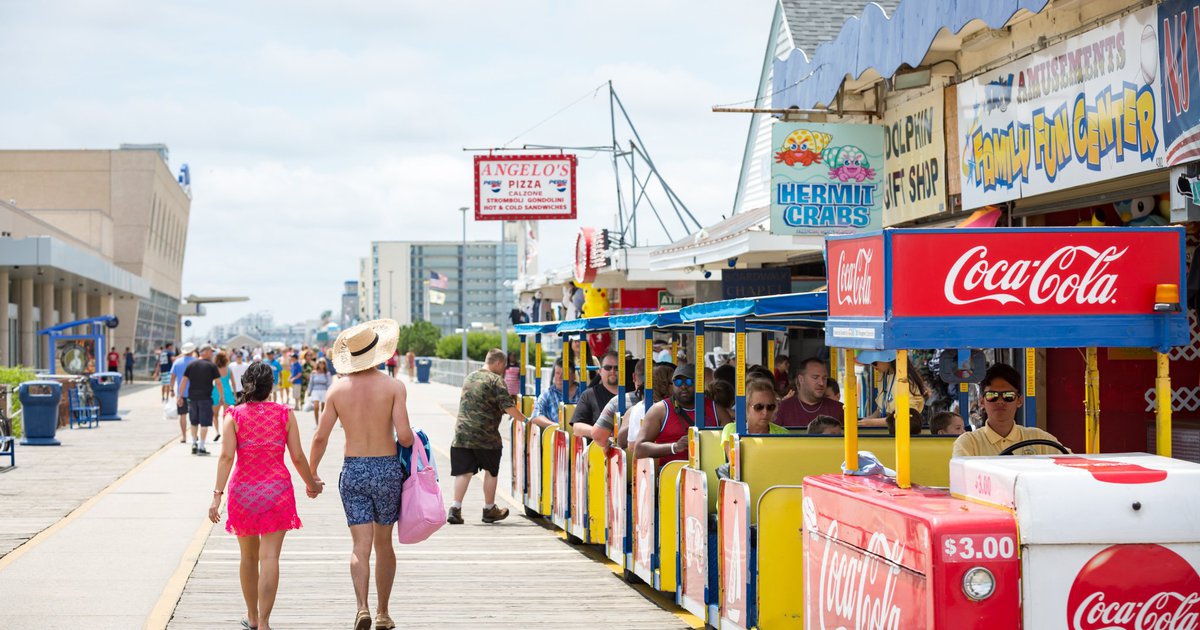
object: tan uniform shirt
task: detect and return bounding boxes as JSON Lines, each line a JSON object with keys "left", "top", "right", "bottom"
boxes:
{"left": 952, "top": 423, "right": 1065, "bottom": 457}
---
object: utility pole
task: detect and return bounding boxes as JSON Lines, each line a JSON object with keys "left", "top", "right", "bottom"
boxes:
{"left": 459, "top": 207, "right": 469, "bottom": 362}
{"left": 500, "top": 221, "right": 508, "bottom": 357}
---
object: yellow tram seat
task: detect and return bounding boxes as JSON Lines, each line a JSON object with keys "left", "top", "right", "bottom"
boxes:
{"left": 586, "top": 441, "right": 607, "bottom": 544}
{"left": 559, "top": 403, "right": 576, "bottom": 428}
{"left": 657, "top": 460, "right": 687, "bottom": 592}
{"left": 693, "top": 428, "right": 726, "bottom": 512}
{"left": 539, "top": 427, "right": 556, "bottom": 516}
{"left": 521, "top": 395, "right": 535, "bottom": 418}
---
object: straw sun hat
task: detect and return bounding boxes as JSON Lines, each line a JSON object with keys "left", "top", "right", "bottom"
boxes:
{"left": 331, "top": 319, "right": 399, "bottom": 374}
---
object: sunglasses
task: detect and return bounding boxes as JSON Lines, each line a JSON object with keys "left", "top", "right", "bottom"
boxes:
{"left": 983, "top": 391, "right": 1019, "bottom": 403}
{"left": 673, "top": 376, "right": 694, "bottom": 387}
{"left": 600, "top": 365, "right": 618, "bottom": 372}
{"left": 751, "top": 403, "right": 777, "bottom": 412}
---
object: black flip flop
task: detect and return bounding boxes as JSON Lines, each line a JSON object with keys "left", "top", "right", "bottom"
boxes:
{"left": 242, "top": 618, "right": 258, "bottom": 630}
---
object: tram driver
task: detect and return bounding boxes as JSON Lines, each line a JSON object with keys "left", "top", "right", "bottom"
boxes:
{"left": 952, "top": 363, "right": 1066, "bottom": 457}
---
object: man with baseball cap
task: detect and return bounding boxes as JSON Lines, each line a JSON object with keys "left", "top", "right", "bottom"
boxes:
{"left": 309, "top": 319, "right": 415, "bottom": 630}
{"left": 169, "top": 342, "right": 197, "bottom": 444}
{"left": 636, "top": 364, "right": 710, "bottom": 465}
{"left": 177, "top": 343, "right": 226, "bottom": 455}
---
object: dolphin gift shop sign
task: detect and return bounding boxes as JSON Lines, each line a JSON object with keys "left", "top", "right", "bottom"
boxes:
{"left": 770, "top": 122, "right": 885, "bottom": 235}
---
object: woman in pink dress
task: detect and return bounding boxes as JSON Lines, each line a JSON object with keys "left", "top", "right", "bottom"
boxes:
{"left": 209, "top": 362, "right": 323, "bottom": 630}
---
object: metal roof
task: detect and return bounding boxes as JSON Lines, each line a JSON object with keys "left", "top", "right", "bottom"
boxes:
{"left": 780, "top": 0, "right": 901, "bottom": 57}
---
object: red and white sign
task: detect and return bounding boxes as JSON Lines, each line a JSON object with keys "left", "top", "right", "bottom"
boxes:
{"left": 678, "top": 468, "right": 709, "bottom": 616}
{"left": 575, "top": 227, "right": 599, "bottom": 284}
{"left": 605, "top": 448, "right": 627, "bottom": 565}
{"left": 1067, "top": 544, "right": 1200, "bottom": 630}
{"left": 552, "top": 430, "right": 569, "bottom": 528}
{"left": 526, "top": 424, "right": 542, "bottom": 511}
{"left": 512, "top": 420, "right": 526, "bottom": 499}
{"left": 891, "top": 230, "right": 1184, "bottom": 317}
{"left": 569, "top": 436, "right": 589, "bottom": 539}
{"left": 632, "top": 457, "right": 655, "bottom": 581}
{"left": 474, "top": 154, "right": 577, "bottom": 221}
{"left": 828, "top": 235, "right": 885, "bottom": 317}
{"left": 720, "top": 481, "right": 752, "bottom": 629}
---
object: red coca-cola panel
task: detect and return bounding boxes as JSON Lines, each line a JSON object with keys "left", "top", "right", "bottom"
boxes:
{"left": 1066, "top": 544, "right": 1200, "bottom": 630}
{"left": 828, "top": 234, "right": 885, "bottom": 317}
{"left": 892, "top": 230, "right": 1183, "bottom": 317}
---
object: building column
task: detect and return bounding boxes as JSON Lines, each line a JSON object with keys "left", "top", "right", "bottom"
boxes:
{"left": 59, "top": 285, "right": 74, "bottom": 326}
{"left": 18, "top": 278, "right": 35, "bottom": 367}
{"left": 74, "top": 288, "right": 88, "bottom": 328}
{"left": 39, "top": 281, "right": 56, "bottom": 371}
{"left": 0, "top": 271, "right": 9, "bottom": 367}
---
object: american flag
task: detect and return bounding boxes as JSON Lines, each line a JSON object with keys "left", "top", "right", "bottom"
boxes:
{"left": 430, "top": 271, "right": 449, "bottom": 290}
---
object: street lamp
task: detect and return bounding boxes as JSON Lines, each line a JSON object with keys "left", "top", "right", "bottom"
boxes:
{"left": 459, "top": 206, "right": 469, "bottom": 362}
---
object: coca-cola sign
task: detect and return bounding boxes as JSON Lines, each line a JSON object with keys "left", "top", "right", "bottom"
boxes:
{"left": 828, "top": 235, "right": 884, "bottom": 317}
{"left": 1067, "top": 544, "right": 1200, "bottom": 630}
{"left": 892, "top": 230, "right": 1184, "bottom": 317}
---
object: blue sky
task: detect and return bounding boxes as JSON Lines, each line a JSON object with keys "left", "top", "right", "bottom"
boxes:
{"left": 1, "top": 0, "right": 776, "bottom": 336}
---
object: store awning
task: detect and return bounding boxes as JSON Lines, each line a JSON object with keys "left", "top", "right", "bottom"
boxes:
{"left": 772, "top": 0, "right": 1050, "bottom": 110}
{"left": 647, "top": 206, "right": 823, "bottom": 271}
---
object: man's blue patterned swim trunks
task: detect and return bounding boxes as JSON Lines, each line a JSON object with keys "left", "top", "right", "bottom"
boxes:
{"left": 339, "top": 456, "right": 403, "bottom": 526}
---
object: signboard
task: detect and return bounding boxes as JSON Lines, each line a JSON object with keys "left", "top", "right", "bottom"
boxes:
{"left": 827, "top": 235, "right": 885, "bottom": 318}
{"left": 526, "top": 424, "right": 542, "bottom": 511}
{"left": 720, "top": 267, "right": 792, "bottom": 300}
{"left": 678, "top": 468, "right": 709, "bottom": 616}
{"left": 658, "top": 290, "right": 682, "bottom": 311}
{"left": 889, "top": 229, "right": 1184, "bottom": 317}
{"left": 1160, "top": 0, "right": 1200, "bottom": 166}
{"left": 569, "top": 436, "right": 589, "bottom": 540}
{"left": 574, "top": 227, "right": 601, "bottom": 284}
{"left": 512, "top": 420, "right": 526, "bottom": 499}
{"left": 958, "top": 5, "right": 1164, "bottom": 209}
{"left": 474, "top": 154, "right": 577, "bottom": 221}
{"left": 883, "top": 89, "right": 947, "bottom": 225}
{"left": 632, "top": 457, "right": 655, "bottom": 581}
{"left": 770, "top": 122, "right": 886, "bottom": 234}
{"left": 552, "top": 429, "right": 569, "bottom": 528}
{"left": 605, "top": 448, "right": 627, "bottom": 564}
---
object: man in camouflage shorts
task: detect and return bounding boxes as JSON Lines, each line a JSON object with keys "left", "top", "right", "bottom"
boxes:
{"left": 448, "top": 348, "right": 528, "bottom": 524}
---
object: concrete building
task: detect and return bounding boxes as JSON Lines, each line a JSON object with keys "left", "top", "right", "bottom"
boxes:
{"left": 340, "top": 280, "right": 359, "bottom": 329}
{"left": 0, "top": 146, "right": 190, "bottom": 373}
{"left": 362, "top": 238, "right": 518, "bottom": 337}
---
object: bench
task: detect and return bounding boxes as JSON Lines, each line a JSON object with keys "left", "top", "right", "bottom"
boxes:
{"left": 68, "top": 383, "right": 100, "bottom": 429}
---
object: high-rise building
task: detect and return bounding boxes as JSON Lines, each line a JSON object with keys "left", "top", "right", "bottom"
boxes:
{"left": 0, "top": 146, "right": 190, "bottom": 373}
{"left": 340, "top": 280, "right": 359, "bottom": 329}
{"left": 362, "top": 239, "right": 518, "bottom": 337}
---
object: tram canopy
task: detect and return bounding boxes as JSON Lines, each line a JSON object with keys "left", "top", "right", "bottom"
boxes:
{"left": 514, "top": 321, "right": 561, "bottom": 336}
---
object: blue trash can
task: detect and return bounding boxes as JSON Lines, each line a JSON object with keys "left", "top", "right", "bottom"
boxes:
{"left": 20, "top": 381, "right": 63, "bottom": 446}
{"left": 415, "top": 358, "right": 432, "bottom": 384}
{"left": 89, "top": 372, "right": 123, "bottom": 421}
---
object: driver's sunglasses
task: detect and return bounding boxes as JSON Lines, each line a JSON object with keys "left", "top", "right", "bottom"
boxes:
{"left": 751, "top": 403, "right": 777, "bottom": 412}
{"left": 673, "top": 376, "right": 694, "bottom": 387}
{"left": 983, "top": 391, "right": 1019, "bottom": 403}
{"left": 600, "top": 365, "right": 618, "bottom": 372}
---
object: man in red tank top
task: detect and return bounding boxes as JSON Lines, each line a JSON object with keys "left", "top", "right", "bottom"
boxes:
{"left": 635, "top": 364, "right": 698, "bottom": 465}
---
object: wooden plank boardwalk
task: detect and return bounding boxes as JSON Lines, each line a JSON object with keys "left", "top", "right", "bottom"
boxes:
{"left": 0, "top": 383, "right": 177, "bottom": 558}
{"left": 167, "top": 379, "right": 689, "bottom": 629}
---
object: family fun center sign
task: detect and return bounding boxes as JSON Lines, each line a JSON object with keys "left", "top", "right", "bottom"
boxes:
{"left": 770, "top": 122, "right": 886, "bottom": 235}
{"left": 474, "top": 154, "right": 578, "bottom": 221}
{"left": 957, "top": 5, "right": 1165, "bottom": 210}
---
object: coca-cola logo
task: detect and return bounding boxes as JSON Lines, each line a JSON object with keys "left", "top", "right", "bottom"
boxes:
{"left": 806, "top": 498, "right": 905, "bottom": 630}
{"left": 944, "top": 245, "right": 1127, "bottom": 307}
{"left": 836, "top": 247, "right": 874, "bottom": 306}
{"left": 1068, "top": 544, "right": 1200, "bottom": 630}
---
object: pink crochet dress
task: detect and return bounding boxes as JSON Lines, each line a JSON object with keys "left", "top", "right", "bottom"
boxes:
{"left": 226, "top": 401, "right": 302, "bottom": 536}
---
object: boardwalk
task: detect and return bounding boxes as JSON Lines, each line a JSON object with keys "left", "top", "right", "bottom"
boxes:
{"left": 167, "top": 378, "right": 689, "bottom": 629}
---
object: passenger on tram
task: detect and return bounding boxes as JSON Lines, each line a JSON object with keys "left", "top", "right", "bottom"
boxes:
{"left": 773, "top": 355, "right": 792, "bottom": 396}
{"left": 713, "top": 363, "right": 735, "bottom": 386}
{"left": 776, "top": 357, "right": 843, "bottom": 428}
{"left": 720, "top": 379, "right": 788, "bottom": 461}
{"left": 568, "top": 350, "right": 620, "bottom": 439}
{"left": 590, "top": 359, "right": 646, "bottom": 447}
{"left": 826, "top": 378, "right": 840, "bottom": 402}
{"left": 620, "top": 363, "right": 674, "bottom": 449}
{"left": 930, "top": 411, "right": 965, "bottom": 436}
{"left": 952, "top": 363, "right": 1065, "bottom": 457}
{"left": 807, "top": 415, "right": 843, "bottom": 435}
{"left": 885, "top": 408, "right": 925, "bottom": 435}
{"left": 706, "top": 380, "right": 736, "bottom": 426}
{"left": 746, "top": 364, "right": 775, "bottom": 386}
{"left": 858, "top": 350, "right": 929, "bottom": 428}
{"left": 530, "top": 358, "right": 577, "bottom": 430}
{"left": 636, "top": 364, "right": 711, "bottom": 465}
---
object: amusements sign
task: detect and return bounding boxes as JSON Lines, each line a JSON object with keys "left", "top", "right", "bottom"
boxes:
{"left": 770, "top": 122, "right": 886, "bottom": 235}
{"left": 883, "top": 90, "right": 946, "bottom": 225}
{"left": 1160, "top": 0, "right": 1200, "bottom": 165}
{"left": 958, "top": 5, "right": 1165, "bottom": 210}
{"left": 474, "top": 154, "right": 577, "bottom": 221}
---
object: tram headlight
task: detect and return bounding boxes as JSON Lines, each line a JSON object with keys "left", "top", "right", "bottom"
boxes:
{"left": 962, "top": 567, "right": 996, "bottom": 601}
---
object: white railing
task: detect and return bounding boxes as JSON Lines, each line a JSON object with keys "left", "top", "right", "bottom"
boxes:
{"left": 427, "top": 358, "right": 485, "bottom": 388}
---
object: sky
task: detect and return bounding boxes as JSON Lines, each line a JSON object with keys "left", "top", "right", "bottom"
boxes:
{"left": 1, "top": 0, "right": 776, "bottom": 337}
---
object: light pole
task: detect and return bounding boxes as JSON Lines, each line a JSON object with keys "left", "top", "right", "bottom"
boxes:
{"left": 499, "top": 220, "right": 507, "bottom": 356}
{"left": 387, "top": 269, "right": 394, "bottom": 320}
{"left": 459, "top": 207, "right": 469, "bottom": 362}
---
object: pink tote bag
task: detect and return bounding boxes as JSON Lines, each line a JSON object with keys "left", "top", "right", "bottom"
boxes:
{"left": 396, "top": 437, "right": 445, "bottom": 544}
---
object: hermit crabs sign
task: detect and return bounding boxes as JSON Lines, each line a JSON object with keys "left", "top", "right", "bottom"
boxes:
{"left": 770, "top": 122, "right": 886, "bottom": 235}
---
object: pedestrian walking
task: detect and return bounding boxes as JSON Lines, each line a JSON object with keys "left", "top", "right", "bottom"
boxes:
{"left": 385, "top": 350, "right": 398, "bottom": 378}
{"left": 178, "top": 344, "right": 228, "bottom": 455}
{"left": 124, "top": 347, "right": 135, "bottom": 382}
{"left": 229, "top": 350, "right": 249, "bottom": 399}
{"left": 212, "top": 350, "right": 237, "bottom": 442}
{"left": 209, "top": 361, "right": 323, "bottom": 630}
{"left": 447, "top": 348, "right": 528, "bottom": 525}
{"left": 305, "top": 358, "right": 332, "bottom": 428}
{"left": 169, "top": 343, "right": 197, "bottom": 443}
{"left": 266, "top": 351, "right": 282, "bottom": 403}
{"left": 106, "top": 348, "right": 120, "bottom": 373}
{"left": 289, "top": 353, "right": 304, "bottom": 410}
{"left": 309, "top": 319, "right": 415, "bottom": 630}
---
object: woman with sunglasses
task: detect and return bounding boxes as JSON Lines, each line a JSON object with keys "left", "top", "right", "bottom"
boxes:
{"left": 720, "top": 379, "right": 789, "bottom": 462}
{"left": 951, "top": 363, "right": 1065, "bottom": 457}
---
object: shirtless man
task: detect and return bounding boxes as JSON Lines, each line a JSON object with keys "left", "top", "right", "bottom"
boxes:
{"left": 309, "top": 320, "right": 414, "bottom": 630}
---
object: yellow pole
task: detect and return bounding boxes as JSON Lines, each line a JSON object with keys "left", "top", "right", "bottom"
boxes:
{"left": 1084, "top": 347, "right": 1100, "bottom": 454}
{"left": 671, "top": 339, "right": 679, "bottom": 365}
{"left": 896, "top": 350, "right": 911, "bottom": 489}
{"left": 766, "top": 335, "right": 775, "bottom": 373}
{"left": 829, "top": 347, "right": 839, "bottom": 389}
{"left": 519, "top": 337, "right": 527, "bottom": 395}
{"left": 1157, "top": 352, "right": 1172, "bottom": 458}
{"left": 842, "top": 348, "right": 858, "bottom": 473}
{"left": 579, "top": 337, "right": 589, "bottom": 390}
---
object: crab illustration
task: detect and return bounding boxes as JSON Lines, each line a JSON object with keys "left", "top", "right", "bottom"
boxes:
{"left": 774, "top": 129, "right": 832, "bottom": 167}
{"left": 822, "top": 145, "right": 876, "bottom": 182}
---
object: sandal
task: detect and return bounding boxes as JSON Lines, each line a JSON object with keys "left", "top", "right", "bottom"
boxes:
{"left": 241, "top": 618, "right": 258, "bottom": 630}
{"left": 355, "top": 610, "right": 372, "bottom": 630}
{"left": 375, "top": 612, "right": 396, "bottom": 630}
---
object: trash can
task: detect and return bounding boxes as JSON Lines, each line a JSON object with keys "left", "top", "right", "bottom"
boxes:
{"left": 89, "top": 372, "right": 123, "bottom": 421}
{"left": 20, "top": 381, "right": 63, "bottom": 446}
{"left": 415, "top": 358, "right": 432, "bottom": 384}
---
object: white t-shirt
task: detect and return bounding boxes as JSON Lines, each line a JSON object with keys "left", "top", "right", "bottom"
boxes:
{"left": 228, "top": 361, "right": 249, "bottom": 392}
{"left": 626, "top": 401, "right": 653, "bottom": 442}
